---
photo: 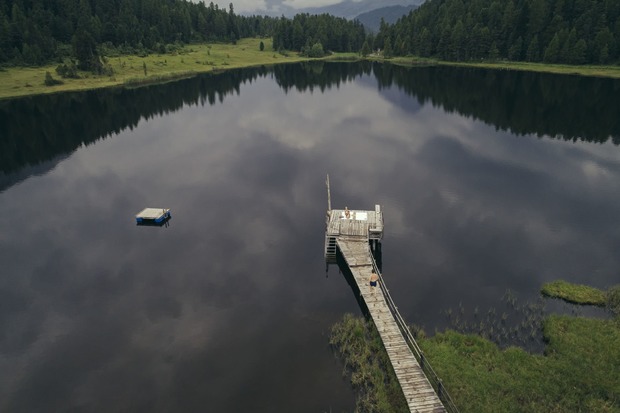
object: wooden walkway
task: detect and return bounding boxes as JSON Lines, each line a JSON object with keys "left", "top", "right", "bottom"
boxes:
{"left": 337, "top": 238, "right": 446, "bottom": 413}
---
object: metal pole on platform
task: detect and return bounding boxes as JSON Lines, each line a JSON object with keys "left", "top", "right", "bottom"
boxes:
{"left": 326, "top": 174, "right": 332, "bottom": 212}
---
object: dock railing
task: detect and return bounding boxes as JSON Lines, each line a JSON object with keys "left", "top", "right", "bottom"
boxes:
{"left": 368, "top": 246, "right": 461, "bottom": 413}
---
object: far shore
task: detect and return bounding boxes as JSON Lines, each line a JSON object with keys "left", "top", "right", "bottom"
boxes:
{"left": 2, "top": 39, "right": 620, "bottom": 100}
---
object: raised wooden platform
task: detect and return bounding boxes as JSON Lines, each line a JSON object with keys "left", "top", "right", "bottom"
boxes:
{"left": 326, "top": 205, "right": 384, "bottom": 240}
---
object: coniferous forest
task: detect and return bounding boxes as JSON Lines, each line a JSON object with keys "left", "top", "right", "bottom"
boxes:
{"left": 1, "top": 0, "right": 620, "bottom": 70}
{"left": 0, "top": 0, "right": 367, "bottom": 69}
{"left": 378, "top": 0, "right": 620, "bottom": 64}
{"left": 0, "top": 0, "right": 278, "bottom": 67}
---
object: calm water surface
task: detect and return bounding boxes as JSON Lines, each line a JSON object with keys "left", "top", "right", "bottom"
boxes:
{"left": 1, "top": 62, "right": 620, "bottom": 412}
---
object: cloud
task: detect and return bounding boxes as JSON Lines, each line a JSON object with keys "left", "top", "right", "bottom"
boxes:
{"left": 188, "top": 0, "right": 344, "bottom": 14}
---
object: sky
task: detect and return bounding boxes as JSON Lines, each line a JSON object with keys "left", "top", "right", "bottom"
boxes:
{"left": 194, "top": 0, "right": 354, "bottom": 14}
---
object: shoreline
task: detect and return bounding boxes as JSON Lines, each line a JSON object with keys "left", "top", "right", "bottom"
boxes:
{"left": 2, "top": 40, "right": 620, "bottom": 101}
{"left": 384, "top": 56, "right": 620, "bottom": 79}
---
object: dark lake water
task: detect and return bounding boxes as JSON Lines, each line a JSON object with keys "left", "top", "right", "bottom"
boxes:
{"left": 1, "top": 62, "right": 620, "bottom": 412}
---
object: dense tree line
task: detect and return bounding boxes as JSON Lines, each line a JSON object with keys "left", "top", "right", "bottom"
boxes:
{"left": 378, "top": 0, "right": 620, "bottom": 64}
{"left": 272, "top": 13, "right": 366, "bottom": 55}
{"left": 0, "top": 0, "right": 277, "bottom": 67}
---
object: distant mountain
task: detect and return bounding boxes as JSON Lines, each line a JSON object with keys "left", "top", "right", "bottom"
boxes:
{"left": 244, "top": 0, "right": 424, "bottom": 19}
{"left": 355, "top": 5, "right": 418, "bottom": 33}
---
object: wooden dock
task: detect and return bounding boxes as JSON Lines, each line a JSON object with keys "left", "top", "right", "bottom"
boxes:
{"left": 325, "top": 202, "right": 450, "bottom": 412}
{"left": 337, "top": 238, "right": 446, "bottom": 413}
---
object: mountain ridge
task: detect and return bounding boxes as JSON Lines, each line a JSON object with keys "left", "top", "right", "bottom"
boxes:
{"left": 242, "top": 0, "right": 424, "bottom": 19}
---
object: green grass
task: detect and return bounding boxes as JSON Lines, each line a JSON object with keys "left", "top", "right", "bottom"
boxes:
{"left": 0, "top": 38, "right": 310, "bottom": 100}
{"left": 333, "top": 313, "right": 620, "bottom": 413}
{"left": 541, "top": 280, "right": 607, "bottom": 306}
{"left": 422, "top": 315, "right": 620, "bottom": 413}
{"left": 4, "top": 41, "right": 620, "bottom": 100}
{"left": 385, "top": 56, "right": 620, "bottom": 79}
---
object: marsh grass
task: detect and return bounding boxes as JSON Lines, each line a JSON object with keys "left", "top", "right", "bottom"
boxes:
{"left": 333, "top": 310, "right": 620, "bottom": 413}
{"left": 541, "top": 280, "right": 607, "bottom": 306}
{"left": 330, "top": 314, "right": 408, "bottom": 413}
{"left": 420, "top": 314, "right": 620, "bottom": 413}
{"left": 441, "top": 290, "right": 547, "bottom": 352}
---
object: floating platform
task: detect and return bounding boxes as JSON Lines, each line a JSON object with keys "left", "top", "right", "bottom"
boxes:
{"left": 136, "top": 208, "right": 171, "bottom": 224}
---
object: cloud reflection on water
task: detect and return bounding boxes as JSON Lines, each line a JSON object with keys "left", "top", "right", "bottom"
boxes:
{"left": 1, "top": 64, "right": 620, "bottom": 411}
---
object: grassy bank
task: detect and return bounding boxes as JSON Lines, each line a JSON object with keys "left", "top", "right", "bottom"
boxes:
{"left": 0, "top": 38, "right": 309, "bottom": 100}
{"left": 332, "top": 313, "right": 620, "bottom": 413}
{"left": 541, "top": 280, "right": 607, "bottom": 306}
{"left": 385, "top": 56, "right": 620, "bottom": 79}
{"left": 3, "top": 41, "right": 620, "bottom": 100}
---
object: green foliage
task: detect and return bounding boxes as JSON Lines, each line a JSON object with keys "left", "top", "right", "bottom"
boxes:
{"left": 361, "top": 40, "right": 371, "bottom": 57}
{"left": 541, "top": 280, "right": 607, "bottom": 306}
{"left": 608, "top": 285, "right": 620, "bottom": 317}
{"left": 330, "top": 314, "right": 408, "bottom": 413}
{"left": 43, "top": 71, "right": 62, "bottom": 86}
{"left": 0, "top": 0, "right": 279, "bottom": 68}
{"left": 333, "top": 311, "right": 620, "bottom": 413}
{"left": 307, "top": 42, "right": 325, "bottom": 58}
{"left": 379, "top": 0, "right": 620, "bottom": 65}
{"left": 422, "top": 315, "right": 620, "bottom": 413}
{"left": 383, "top": 36, "right": 393, "bottom": 58}
{"left": 55, "top": 62, "right": 79, "bottom": 79}
{"left": 272, "top": 13, "right": 365, "bottom": 54}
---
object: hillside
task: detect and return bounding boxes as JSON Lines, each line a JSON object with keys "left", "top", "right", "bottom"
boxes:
{"left": 248, "top": 0, "right": 424, "bottom": 19}
{"left": 355, "top": 5, "right": 418, "bottom": 33}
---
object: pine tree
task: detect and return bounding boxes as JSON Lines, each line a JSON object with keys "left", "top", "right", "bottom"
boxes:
{"left": 526, "top": 36, "right": 540, "bottom": 62}
{"left": 361, "top": 40, "right": 370, "bottom": 57}
{"left": 543, "top": 33, "right": 561, "bottom": 63}
{"left": 383, "top": 36, "right": 393, "bottom": 58}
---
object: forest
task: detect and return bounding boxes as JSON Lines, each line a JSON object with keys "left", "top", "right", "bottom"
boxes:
{"left": 271, "top": 13, "right": 366, "bottom": 56}
{"left": 2, "top": 0, "right": 620, "bottom": 71}
{"left": 377, "top": 0, "right": 620, "bottom": 64}
{"left": 0, "top": 0, "right": 366, "bottom": 69}
{"left": 0, "top": 0, "right": 278, "bottom": 67}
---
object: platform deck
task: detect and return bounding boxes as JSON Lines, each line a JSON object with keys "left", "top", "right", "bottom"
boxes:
{"left": 326, "top": 206, "right": 383, "bottom": 240}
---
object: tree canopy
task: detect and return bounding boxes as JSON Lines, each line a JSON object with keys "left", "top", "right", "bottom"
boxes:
{"left": 379, "top": 0, "right": 620, "bottom": 64}
{"left": 272, "top": 13, "right": 366, "bottom": 54}
{"left": 0, "top": 0, "right": 277, "bottom": 66}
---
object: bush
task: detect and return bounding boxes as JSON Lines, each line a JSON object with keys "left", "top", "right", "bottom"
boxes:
{"left": 308, "top": 42, "right": 325, "bottom": 57}
{"left": 607, "top": 285, "right": 620, "bottom": 317}
{"left": 56, "top": 62, "right": 79, "bottom": 78}
{"left": 44, "top": 71, "right": 63, "bottom": 86}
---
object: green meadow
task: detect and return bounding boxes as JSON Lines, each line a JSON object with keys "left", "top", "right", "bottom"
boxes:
{"left": 3, "top": 38, "right": 620, "bottom": 100}
{"left": 0, "top": 39, "right": 308, "bottom": 100}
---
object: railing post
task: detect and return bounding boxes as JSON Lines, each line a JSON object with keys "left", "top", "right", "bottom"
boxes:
{"left": 420, "top": 352, "right": 425, "bottom": 370}
{"left": 437, "top": 378, "right": 443, "bottom": 400}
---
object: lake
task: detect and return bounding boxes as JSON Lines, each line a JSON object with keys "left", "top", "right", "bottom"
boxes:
{"left": 1, "top": 62, "right": 620, "bottom": 412}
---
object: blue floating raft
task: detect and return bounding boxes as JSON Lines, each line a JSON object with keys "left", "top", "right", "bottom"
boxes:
{"left": 136, "top": 208, "right": 171, "bottom": 224}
